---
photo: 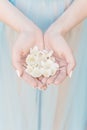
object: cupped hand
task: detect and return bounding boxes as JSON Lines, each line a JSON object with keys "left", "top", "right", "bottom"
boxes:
{"left": 12, "top": 26, "right": 44, "bottom": 88}
{"left": 43, "top": 26, "right": 76, "bottom": 86}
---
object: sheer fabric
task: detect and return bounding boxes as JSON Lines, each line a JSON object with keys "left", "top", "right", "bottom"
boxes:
{"left": 0, "top": 0, "right": 87, "bottom": 130}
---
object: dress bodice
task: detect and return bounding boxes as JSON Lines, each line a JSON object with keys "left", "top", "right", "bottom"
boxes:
{"left": 9, "top": 0, "right": 73, "bottom": 31}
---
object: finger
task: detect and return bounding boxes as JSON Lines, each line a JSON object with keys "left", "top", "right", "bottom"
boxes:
{"left": 54, "top": 67, "right": 67, "bottom": 85}
{"left": 38, "top": 76, "right": 44, "bottom": 81}
{"left": 42, "top": 85, "right": 47, "bottom": 90}
{"left": 36, "top": 78, "right": 43, "bottom": 89}
{"left": 16, "top": 70, "right": 21, "bottom": 78}
{"left": 55, "top": 57, "right": 67, "bottom": 68}
{"left": 47, "top": 71, "right": 59, "bottom": 85}
{"left": 38, "top": 84, "right": 47, "bottom": 91}
{"left": 40, "top": 84, "right": 47, "bottom": 91}
{"left": 12, "top": 49, "right": 24, "bottom": 76}
{"left": 22, "top": 72, "right": 38, "bottom": 87}
{"left": 47, "top": 76, "right": 56, "bottom": 85}
{"left": 54, "top": 58, "right": 67, "bottom": 85}
{"left": 34, "top": 76, "right": 46, "bottom": 90}
{"left": 37, "top": 76, "right": 47, "bottom": 89}
{"left": 37, "top": 76, "right": 48, "bottom": 90}
{"left": 22, "top": 62, "right": 27, "bottom": 70}
{"left": 68, "top": 70, "right": 73, "bottom": 78}
{"left": 14, "top": 63, "right": 24, "bottom": 77}
{"left": 63, "top": 50, "right": 76, "bottom": 76}
{"left": 42, "top": 77, "right": 49, "bottom": 84}
{"left": 46, "top": 57, "right": 66, "bottom": 85}
{"left": 38, "top": 81, "right": 47, "bottom": 90}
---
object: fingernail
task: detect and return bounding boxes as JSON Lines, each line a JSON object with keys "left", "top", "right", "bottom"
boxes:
{"left": 38, "top": 87, "right": 42, "bottom": 90}
{"left": 16, "top": 70, "right": 21, "bottom": 78}
{"left": 38, "top": 87, "right": 46, "bottom": 91}
{"left": 43, "top": 87, "right": 47, "bottom": 90}
{"left": 69, "top": 71, "right": 73, "bottom": 78}
{"left": 32, "top": 87, "right": 35, "bottom": 89}
{"left": 47, "top": 81, "right": 51, "bottom": 85}
{"left": 55, "top": 81, "right": 59, "bottom": 85}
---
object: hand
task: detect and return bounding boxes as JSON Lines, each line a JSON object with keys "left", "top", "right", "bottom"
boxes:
{"left": 12, "top": 27, "right": 44, "bottom": 88}
{"left": 44, "top": 25, "right": 76, "bottom": 85}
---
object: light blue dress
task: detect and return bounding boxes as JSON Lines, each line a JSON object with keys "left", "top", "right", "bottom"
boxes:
{"left": 0, "top": 0, "right": 87, "bottom": 130}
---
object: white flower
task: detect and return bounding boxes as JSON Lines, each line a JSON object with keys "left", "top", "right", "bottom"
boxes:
{"left": 42, "top": 69, "right": 51, "bottom": 77}
{"left": 46, "top": 50, "right": 53, "bottom": 58}
{"left": 25, "top": 46, "right": 59, "bottom": 78}
{"left": 25, "top": 65, "right": 33, "bottom": 74}
{"left": 30, "top": 46, "right": 38, "bottom": 55}
{"left": 30, "top": 67, "right": 42, "bottom": 78}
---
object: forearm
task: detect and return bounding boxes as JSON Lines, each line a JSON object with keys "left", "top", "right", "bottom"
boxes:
{"left": 0, "top": 0, "right": 37, "bottom": 33}
{"left": 54, "top": 0, "right": 87, "bottom": 35}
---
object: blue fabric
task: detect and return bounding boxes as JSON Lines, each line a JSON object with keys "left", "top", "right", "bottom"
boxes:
{"left": 9, "top": 0, "right": 15, "bottom": 5}
{"left": 0, "top": 0, "right": 87, "bottom": 130}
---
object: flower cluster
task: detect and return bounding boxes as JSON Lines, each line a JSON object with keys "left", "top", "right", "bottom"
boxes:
{"left": 25, "top": 46, "right": 59, "bottom": 78}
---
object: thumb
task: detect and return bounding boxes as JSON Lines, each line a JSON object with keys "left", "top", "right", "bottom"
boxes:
{"left": 15, "top": 65, "right": 23, "bottom": 78}
{"left": 13, "top": 62, "right": 24, "bottom": 77}
{"left": 12, "top": 49, "right": 24, "bottom": 77}
{"left": 64, "top": 50, "right": 76, "bottom": 77}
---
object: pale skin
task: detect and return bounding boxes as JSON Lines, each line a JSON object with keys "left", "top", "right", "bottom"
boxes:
{"left": 0, "top": 0, "right": 87, "bottom": 90}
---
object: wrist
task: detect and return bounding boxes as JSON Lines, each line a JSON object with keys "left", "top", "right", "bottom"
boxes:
{"left": 45, "top": 19, "right": 68, "bottom": 37}
{"left": 18, "top": 19, "right": 40, "bottom": 34}
{"left": 19, "top": 26, "right": 41, "bottom": 37}
{"left": 51, "top": 22, "right": 67, "bottom": 36}
{"left": 18, "top": 26, "right": 43, "bottom": 44}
